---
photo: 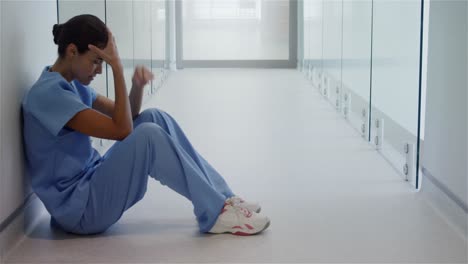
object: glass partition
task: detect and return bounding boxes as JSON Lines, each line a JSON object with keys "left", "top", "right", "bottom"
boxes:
{"left": 107, "top": 0, "right": 134, "bottom": 102}
{"left": 321, "top": 0, "right": 342, "bottom": 107}
{"left": 299, "top": 0, "right": 422, "bottom": 188}
{"left": 58, "top": 0, "right": 167, "bottom": 152}
{"left": 151, "top": 0, "right": 167, "bottom": 94}
{"left": 302, "top": 0, "right": 311, "bottom": 72}
{"left": 370, "top": 0, "right": 422, "bottom": 186}
{"left": 341, "top": 0, "right": 372, "bottom": 136}
{"left": 133, "top": 0, "right": 153, "bottom": 104}
{"left": 308, "top": 0, "right": 323, "bottom": 89}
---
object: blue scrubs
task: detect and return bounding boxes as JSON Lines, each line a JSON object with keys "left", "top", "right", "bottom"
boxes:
{"left": 22, "top": 66, "right": 235, "bottom": 234}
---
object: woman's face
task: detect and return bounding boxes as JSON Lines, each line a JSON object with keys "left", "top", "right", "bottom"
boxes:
{"left": 72, "top": 49, "right": 103, "bottom": 85}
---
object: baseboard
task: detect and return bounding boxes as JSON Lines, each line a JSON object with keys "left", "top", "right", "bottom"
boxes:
{"left": 420, "top": 168, "right": 468, "bottom": 241}
{"left": 0, "top": 194, "right": 46, "bottom": 263}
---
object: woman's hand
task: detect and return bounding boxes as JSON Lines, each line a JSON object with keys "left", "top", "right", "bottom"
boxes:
{"left": 129, "top": 65, "right": 155, "bottom": 118}
{"left": 132, "top": 65, "right": 154, "bottom": 90}
{"left": 88, "top": 29, "right": 122, "bottom": 69}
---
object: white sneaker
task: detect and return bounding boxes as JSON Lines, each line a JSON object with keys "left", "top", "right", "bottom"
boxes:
{"left": 209, "top": 203, "right": 270, "bottom": 236}
{"left": 227, "top": 196, "right": 262, "bottom": 213}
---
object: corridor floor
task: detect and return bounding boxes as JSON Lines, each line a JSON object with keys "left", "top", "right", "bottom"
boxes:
{"left": 6, "top": 69, "right": 467, "bottom": 263}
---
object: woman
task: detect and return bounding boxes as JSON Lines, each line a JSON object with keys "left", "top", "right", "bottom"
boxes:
{"left": 22, "top": 14, "right": 270, "bottom": 236}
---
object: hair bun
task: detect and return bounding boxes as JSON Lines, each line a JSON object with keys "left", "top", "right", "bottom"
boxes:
{"left": 52, "top": 24, "right": 63, "bottom": 44}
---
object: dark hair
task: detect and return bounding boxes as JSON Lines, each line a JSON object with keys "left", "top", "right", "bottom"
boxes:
{"left": 52, "top": 14, "right": 108, "bottom": 57}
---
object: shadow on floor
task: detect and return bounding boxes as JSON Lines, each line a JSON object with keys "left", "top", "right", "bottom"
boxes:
{"left": 26, "top": 216, "right": 209, "bottom": 240}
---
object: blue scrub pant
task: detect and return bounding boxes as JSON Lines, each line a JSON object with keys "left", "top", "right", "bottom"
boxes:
{"left": 70, "top": 108, "right": 235, "bottom": 234}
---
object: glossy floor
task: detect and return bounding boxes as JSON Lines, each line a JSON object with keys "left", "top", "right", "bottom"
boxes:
{"left": 6, "top": 69, "right": 467, "bottom": 263}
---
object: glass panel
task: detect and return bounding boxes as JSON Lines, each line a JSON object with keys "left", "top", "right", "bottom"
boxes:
{"left": 321, "top": 0, "right": 342, "bottom": 107}
{"left": 151, "top": 0, "right": 167, "bottom": 94}
{"left": 57, "top": 0, "right": 167, "bottom": 149}
{"left": 308, "top": 0, "right": 323, "bottom": 89}
{"left": 300, "top": 0, "right": 422, "bottom": 187}
{"left": 303, "top": 0, "right": 311, "bottom": 71}
{"left": 107, "top": 0, "right": 135, "bottom": 101}
{"left": 182, "top": 0, "right": 289, "bottom": 60}
{"left": 370, "top": 0, "right": 422, "bottom": 186}
{"left": 133, "top": 0, "right": 153, "bottom": 103}
{"left": 341, "top": 0, "right": 372, "bottom": 136}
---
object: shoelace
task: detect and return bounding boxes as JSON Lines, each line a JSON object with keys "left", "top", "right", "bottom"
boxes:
{"left": 227, "top": 197, "right": 244, "bottom": 207}
{"left": 226, "top": 199, "right": 252, "bottom": 218}
{"left": 236, "top": 205, "right": 252, "bottom": 218}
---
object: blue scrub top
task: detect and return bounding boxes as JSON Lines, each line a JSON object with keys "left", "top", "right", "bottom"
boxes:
{"left": 22, "top": 66, "right": 102, "bottom": 230}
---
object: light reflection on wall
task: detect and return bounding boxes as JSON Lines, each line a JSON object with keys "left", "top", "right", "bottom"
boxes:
{"left": 186, "top": 0, "right": 262, "bottom": 20}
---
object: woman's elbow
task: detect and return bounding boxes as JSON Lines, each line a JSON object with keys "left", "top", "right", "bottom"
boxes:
{"left": 116, "top": 126, "right": 133, "bottom": 141}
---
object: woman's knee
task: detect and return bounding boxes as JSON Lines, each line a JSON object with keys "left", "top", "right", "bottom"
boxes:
{"left": 135, "top": 108, "right": 173, "bottom": 130}
{"left": 134, "top": 122, "right": 164, "bottom": 136}
{"left": 132, "top": 123, "right": 169, "bottom": 147}
{"left": 138, "top": 108, "right": 164, "bottom": 121}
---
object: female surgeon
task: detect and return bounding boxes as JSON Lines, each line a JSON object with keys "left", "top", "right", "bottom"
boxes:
{"left": 22, "top": 14, "right": 270, "bottom": 236}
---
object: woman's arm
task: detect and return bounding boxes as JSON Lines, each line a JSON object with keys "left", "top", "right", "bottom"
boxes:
{"left": 129, "top": 65, "right": 154, "bottom": 118}
{"left": 66, "top": 30, "right": 133, "bottom": 141}
{"left": 92, "top": 65, "right": 153, "bottom": 119}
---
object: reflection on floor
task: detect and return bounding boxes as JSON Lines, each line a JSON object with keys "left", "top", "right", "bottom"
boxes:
{"left": 6, "top": 69, "right": 466, "bottom": 263}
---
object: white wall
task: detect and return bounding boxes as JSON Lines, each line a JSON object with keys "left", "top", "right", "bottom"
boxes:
{"left": 423, "top": 0, "right": 467, "bottom": 206}
{"left": 0, "top": 0, "right": 57, "bottom": 260}
{"left": 422, "top": 0, "right": 467, "bottom": 236}
{"left": 0, "top": 0, "right": 57, "bottom": 223}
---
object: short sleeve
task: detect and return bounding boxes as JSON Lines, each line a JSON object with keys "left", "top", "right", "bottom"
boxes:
{"left": 29, "top": 81, "right": 89, "bottom": 136}
{"left": 90, "top": 87, "right": 97, "bottom": 104}
{"left": 72, "top": 80, "right": 97, "bottom": 106}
